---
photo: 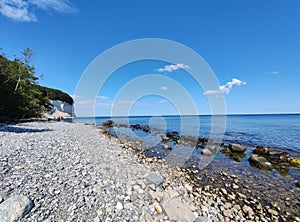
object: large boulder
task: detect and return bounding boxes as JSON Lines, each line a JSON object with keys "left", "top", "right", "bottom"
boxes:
{"left": 229, "top": 143, "right": 247, "bottom": 153}
{"left": 253, "top": 146, "right": 270, "bottom": 155}
{"left": 249, "top": 154, "right": 273, "bottom": 171}
{"left": 0, "top": 195, "right": 34, "bottom": 222}
{"left": 102, "top": 120, "right": 114, "bottom": 127}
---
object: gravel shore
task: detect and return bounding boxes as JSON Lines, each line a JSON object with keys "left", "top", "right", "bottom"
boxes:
{"left": 0, "top": 122, "right": 299, "bottom": 221}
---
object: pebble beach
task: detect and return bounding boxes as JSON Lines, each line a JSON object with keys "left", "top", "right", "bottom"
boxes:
{"left": 0, "top": 122, "right": 299, "bottom": 222}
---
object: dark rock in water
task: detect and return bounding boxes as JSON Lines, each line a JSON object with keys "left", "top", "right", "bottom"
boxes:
{"left": 296, "top": 181, "right": 300, "bottom": 188}
{"left": 180, "top": 135, "right": 198, "bottom": 146}
{"left": 130, "top": 124, "right": 150, "bottom": 132}
{"left": 274, "top": 163, "right": 290, "bottom": 177}
{"left": 162, "top": 144, "right": 172, "bottom": 150}
{"left": 220, "top": 147, "right": 246, "bottom": 162}
{"left": 268, "top": 152, "right": 290, "bottom": 164}
{"left": 130, "top": 124, "right": 141, "bottom": 130}
{"left": 229, "top": 143, "right": 247, "bottom": 153}
{"left": 102, "top": 120, "right": 114, "bottom": 127}
{"left": 249, "top": 154, "right": 273, "bottom": 171}
{"left": 253, "top": 146, "right": 270, "bottom": 155}
{"left": 166, "top": 131, "right": 180, "bottom": 143}
{"left": 161, "top": 136, "right": 170, "bottom": 142}
{"left": 0, "top": 195, "right": 34, "bottom": 221}
{"left": 196, "top": 137, "right": 214, "bottom": 148}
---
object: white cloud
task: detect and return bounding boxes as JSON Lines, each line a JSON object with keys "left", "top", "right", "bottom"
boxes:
{"left": 96, "top": 96, "right": 110, "bottom": 100}
{"left": 0, "top": 0, "right": 76, "bottom": 22}
{"left": 160, "top": 86, "right": 168, "bottom": 91}
{"left": 203, "top": 78, "right": 246, "bottom": 96}
{"left": 268, "top": 71, "right": 279, "bottom": 75}
{"left": 157, "top": 63, "right": 189, "bottom": 73}
{"left": 158, "top": 99, "right": 168, "bottom": 104}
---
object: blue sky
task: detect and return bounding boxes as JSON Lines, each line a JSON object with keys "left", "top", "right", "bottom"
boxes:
{"left": 1, "top": 0, "right": 300, "bottom": 116}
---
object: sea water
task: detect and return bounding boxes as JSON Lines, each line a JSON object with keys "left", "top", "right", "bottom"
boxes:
{"left": 72, "top": 114, "right": 300, "bottom": 155}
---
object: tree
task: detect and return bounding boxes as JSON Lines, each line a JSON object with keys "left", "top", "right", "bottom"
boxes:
{"left": 0, "top": 49, "right": 50, "bottom": 121}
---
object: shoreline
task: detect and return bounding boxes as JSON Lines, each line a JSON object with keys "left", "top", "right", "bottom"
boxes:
{"left": 0, "top": 122, "right": 299, "bottom": 221}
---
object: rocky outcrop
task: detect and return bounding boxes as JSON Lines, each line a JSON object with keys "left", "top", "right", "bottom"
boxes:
{"left": 229, "top": 143, "right": 247, "bottom": 153}
{"left": 44, "top": 100, "right": 74, "bottom": 119}
{"left": 249, "top": 154, "right": 273, "bottom": 171}
{"left": 0, "top": 195, "right": 33, "bottom": 221}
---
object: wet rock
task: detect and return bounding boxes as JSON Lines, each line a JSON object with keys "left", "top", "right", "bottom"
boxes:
{"left": 162, "top": 144, "right": 171, "bottom": 150}
{"left": 228, "top": 143, "right": 247, "bottom": 153}
{"left": 166, "top": 131, "right": 180, "bottom": 142}
{"left": 161, "top": 136, "right": 170, "bottom": 142}
{"left": 161, "top": 197, "right": 195, "bottom": 222}
{"left": 249, "top": 154, "right": 273, "bottom": 171}
{"left": 254, "top": 146, "right": 270, "bottom": 155}
{"left": 268, "top": 152, "right": 290, "bottom": 164}
{"left": 102, "top": 120, "right": 114, "bottom": 127}
{"left": 220, "top": 147, "right": 246, "bottom": 162}
{"left": 196, "top": 137, "right": 214, "bottom": 148}
{"left": 201, "top": 148, "right": 213, "bottom": 156}
{"left": 0, "top": 195, "right": 34, "bottom": 222}
{"left": 296, "top": 181, "right": 300, "bottom": 188}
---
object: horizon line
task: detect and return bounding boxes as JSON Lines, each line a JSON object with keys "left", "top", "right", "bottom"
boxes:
{"left": 73, "top": 112, "right": 300, "bottom": 118}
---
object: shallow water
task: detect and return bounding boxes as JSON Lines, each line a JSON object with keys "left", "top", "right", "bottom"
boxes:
{"left": 73, "top": 114, "right": 300, "bottom": 153}
{"left": 72, "top": 114, "right": 300, "bottom": 216}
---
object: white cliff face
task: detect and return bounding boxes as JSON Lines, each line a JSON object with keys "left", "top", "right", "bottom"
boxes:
{"left": 44, "top": 100, "right": 75, "bottom": 118}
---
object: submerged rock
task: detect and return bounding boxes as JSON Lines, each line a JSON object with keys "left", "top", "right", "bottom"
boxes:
{"left": 228, "top": 143, "right": 247, "bottom": 153}
{"left": 202, "top": 145, "right": 217, "bottom": 156}
{"left": 201, "top": 148, "right": 213, "bottom": 156}
{"left": 220, "top": 147, "right": 246, "bottom": 162}
{"left": 0, "top": 195, "right": 34, "bottom": 222}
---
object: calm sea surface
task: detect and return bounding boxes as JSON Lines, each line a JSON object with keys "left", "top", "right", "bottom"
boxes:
{"left": 72, "top": 114, "right": 300, "bottom": 155}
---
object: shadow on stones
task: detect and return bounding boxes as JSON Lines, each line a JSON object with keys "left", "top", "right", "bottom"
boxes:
{"left": 0, "top": 126, "right": 53, "bottom": 133}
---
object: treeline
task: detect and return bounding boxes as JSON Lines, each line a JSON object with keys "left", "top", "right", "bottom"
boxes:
{"left": 0, "top": 48, "right": 73, "bottom": 122}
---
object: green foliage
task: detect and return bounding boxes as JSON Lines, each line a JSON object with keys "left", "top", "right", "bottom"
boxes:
{"left": 36, "top": 85, "right": 74, "bottom": 105}
{"left": 0, "top": 48, "right": 71, "bottom": 122}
